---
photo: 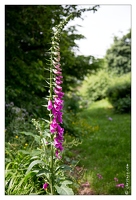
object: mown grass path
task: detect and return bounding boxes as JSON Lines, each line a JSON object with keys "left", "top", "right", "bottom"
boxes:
{"left": 73, "top": 99, "right": 131, "bottom": 195}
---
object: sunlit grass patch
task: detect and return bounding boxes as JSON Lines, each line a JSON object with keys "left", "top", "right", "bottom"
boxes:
{"left": 72, "top": 99, "right": 131, "bottom": 195}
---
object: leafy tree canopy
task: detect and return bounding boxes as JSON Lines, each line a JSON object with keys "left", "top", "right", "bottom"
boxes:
{"left": 105, "top": 30, "right": 131, "bottom": 74}
{"left": 5, "top": 5, "right": 100, "bottom": 116}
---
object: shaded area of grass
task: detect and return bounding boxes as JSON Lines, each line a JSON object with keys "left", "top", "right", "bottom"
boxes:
{"left": 72, "top": 99, "right": 131, "bottom": 195}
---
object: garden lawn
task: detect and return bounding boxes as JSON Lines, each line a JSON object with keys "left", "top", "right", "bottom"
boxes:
{"left": 72, "top": 99, "right": 131, "bottom": 195}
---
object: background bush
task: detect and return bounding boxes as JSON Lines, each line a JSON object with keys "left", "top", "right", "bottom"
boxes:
{"left": 79, "top": 69, "right": 110, "bottom": 102}
{"left": 106, "top": 73, "right": 131, "bottom": 113}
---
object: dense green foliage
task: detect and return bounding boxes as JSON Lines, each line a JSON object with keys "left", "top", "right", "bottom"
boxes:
{"left": 5, "top": 5, "right": 100, "bottom": 120}
{"left": 79, "top": 67, "right": 109, "bottom": 102}
{"left": 79, "top": 30, "right": 131, "bottom": 113}
{"left": 106, "top": 73, "right": 131, "bottom": 113}
{"left": 105, "top": 30, "right": 131, "bottom": 74}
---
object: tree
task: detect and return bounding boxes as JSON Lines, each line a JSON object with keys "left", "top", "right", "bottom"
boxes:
{"left": 105, "top": 30, "right": 131, "bottom": 74}
{"left": 5, "top": 5, "right": 100, "bottom": 117}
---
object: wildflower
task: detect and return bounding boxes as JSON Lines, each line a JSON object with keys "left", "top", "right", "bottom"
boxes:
{"left": 116, "top": 183, "right": 124, "bottom": 188}
{"left": 50, "top": 119, "right": 58, "bottom": 133}
{"left": 54, "top": 65, "right": 62, "bottom": 71}
{"left": 114, "top": 177, "right": 118, "bottom": 182}
{"left": 97, "top": 173, "right": 103, "bottom": 179}
{"left": 55, "top": 150, "right": 62, "bottom": 159}
{"left": 53, "top": 69, "right": 62, "bottom": 75}
{"left": 47, "top": 100, "right": 53, "bottom": 111}
{"left": 54, "top": 137, "right": 63, "bottom": 151}
{"left": 108, "top": 117, "right": 112, "bottom": 121}
{"left": 43, "top": 183, "right": 48, "bottom": 190}
{"left": 81, "top": 182, "right": 90, "bottom": 187}
{"left": 55, "top": 80, "right": 63, "bottom": 85}
{"left": 55, "top": 85, "right": 62, "bottom": 91}
{"left": 15, "top": 135, "right": 18, "bottom": 139}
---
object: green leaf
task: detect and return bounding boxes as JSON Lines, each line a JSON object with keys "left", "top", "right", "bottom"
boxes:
{"left": 55, "top": 185, "right": 74, "bottom": 195}
{"left": 41, "top": 119, "right": 50, "bottom": 123}
{"left": 26, "top": 160, "right": 44, "bottom": 174}
{"left": 20, "top": 131, "right": 35, "bottom": 137}
{"left": 55, "top": 165, "right": 72, "bottom": 173}
{"left": 21, "top": 131, "right": 41, "bottom": 143}
{"left": 36, "top": 169, "right": 50, "bottom": 177}
{"left": 61, "top": 180, "right": 73, "bottom": 185}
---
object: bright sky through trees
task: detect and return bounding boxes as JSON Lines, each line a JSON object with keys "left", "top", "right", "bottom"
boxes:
{"left": 67, "top": 5, "right": 131, "bottom": 58}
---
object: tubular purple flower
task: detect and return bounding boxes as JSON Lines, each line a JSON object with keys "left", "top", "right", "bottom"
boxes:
{"left": 53, "top": 69, "right": 62, "bottom": 75}
{"left": 54, "top": 103, "right": 61, "bottom": 111}
{"left": 57, "top": 125, "right": 64, "bottom": 134}
{"left": 54, "top": 98, "right": 63, "bottom": 107}
{"left": 54, "top": 88, "right": 61, "bottom": 95}
{"left": 57, "top": 132, "right": 63, "bottom": 141}
{"left": 56, "top": 75, "right": 63, "bottom": 80}
{"left": 55, "top": 85, "right": 62, "bottom": 91}
{"left": 57, "top": 92, "right": 64, "bottom": 98}
{"left": 55, "top": 80, "right": 63, "bottom": 85}
{"left": 57, "top": 113, "right": 63, "bottom": 123}
{"left": 47, "top": 100, "right": 53, "bottom": 111}
{"left": 54, "top": 65, "right": 62, "bottom": 71}
{"left": 54, "top": 137, "right": 63, "bottom": 150}
{"left": 43, "top": 183, "right": 48, "bottom": 190}
{"left": 55, "top": 150, "right": 62, "bottom": 159}
{"left": 50, "top": 119, "right": 58, "bottom": 133}
{"left": 51, "top": 107, "right": 58, "bottom": 118}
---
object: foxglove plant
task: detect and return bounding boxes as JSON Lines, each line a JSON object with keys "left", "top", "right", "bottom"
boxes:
{"left": 28, "top": 14, "right": 74, "bottom": 195}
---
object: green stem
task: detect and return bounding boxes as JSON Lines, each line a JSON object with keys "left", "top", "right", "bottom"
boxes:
{"left": 50, "top": 139, "right": 54, "bottom": 195}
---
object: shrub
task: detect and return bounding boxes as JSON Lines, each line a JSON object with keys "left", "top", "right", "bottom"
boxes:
{"left": 79, "top": 70, "right": 110, "bottom": 102}
{"left": 106, "top": 73, "right": 131, "bottom": 113}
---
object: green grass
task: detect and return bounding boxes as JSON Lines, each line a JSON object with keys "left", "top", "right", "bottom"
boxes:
{"left": 72, "top": 99, "right": 131, "bottom": 195}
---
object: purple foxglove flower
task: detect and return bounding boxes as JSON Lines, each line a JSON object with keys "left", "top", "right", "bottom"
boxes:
{"left": 56, "top": 75, "right": 63, "bottom": 80}
{"left": 50, "top": 119, "right": 58, "bottom": 133}
{"left": 57, "top": 133, "right": 63, "bottom": 141}
{"left": 54, "top": 137, "right": 63, "bottom": 151}
{"left": 52, "top": 118, "right": 58, "bottom": 125}
{"left": 57, "top": 125, "right": 64, "bottom": 134}
{"left": 57, "top": 91, "right": 64, "bottom": 98}
{"left": 51, "top": 107, "right": 58, "bottom": 118}
{"left": 47, "top": 100, "right": 53, "bottom": 111}
{"left": 54, "top": 65, "right": 62, "bottom": 71}
{"left": 54, "top": 56, "right": 60, "bottom": 62}
{"left": 53, "top": 69, "right": 62, "bottom": 75}
{"left": 50, "top": 124, "right": 56, "bottom": 133}
{"left": 57, "top": 113, "right": 63, "bottom": 123}
{"left": 54, "top": 97, "right": 63, "bottom": 105}
{"left": 55, "top": 80, "right": 63, "bottom": 85}
{"left": 55, "top": 85, "right": 62, "bottom": 91}
{"left": 54, "top": 88, "right": 61, "bottom": 95}
{"left": 43, "top": 183, "right": 48, "bottom": 190}
{"left": 54, "top": 103, "right": 61, "bottom": 111}
{"left": 55, "top": 150, "right": 62, "bottom": 159}
{"left": 54, "top": 137, "right": 60, "bottom": 147}
{"left": 58, "top": 144, "right": 63, "bottom": 151}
